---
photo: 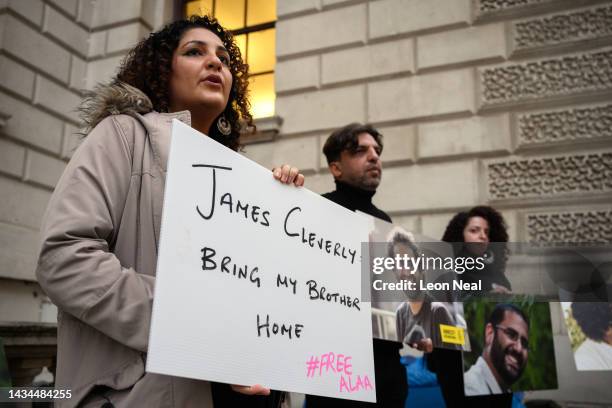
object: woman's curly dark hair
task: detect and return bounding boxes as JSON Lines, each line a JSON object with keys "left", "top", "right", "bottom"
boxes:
{"left": 571, "top": 302, "right": 612, "bottom": 341}
{"left": 116, "top": 15, "right": 252, "bottom": 151}
{"left": 441, "top": 206, "right": 509, "bottom": 244}
{"left": 442, "top": 205, "right": 510, "bottom": 272}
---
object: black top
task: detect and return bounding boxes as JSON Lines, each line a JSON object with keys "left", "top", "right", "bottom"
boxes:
{"left": 322, "top": 180, "right": 391, "bottom": 223}
{"left": 322, "top": 180, "right": 395, "bottom": 354}
{"left": 306, "top": 180, "right": 407, "bottom": 407}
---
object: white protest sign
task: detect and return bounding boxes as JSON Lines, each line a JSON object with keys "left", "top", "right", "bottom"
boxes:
{"left": 147, "top": 120, "right": 376, "bottom": 402}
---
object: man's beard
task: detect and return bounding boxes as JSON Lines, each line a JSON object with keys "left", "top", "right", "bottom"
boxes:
{"left": 347, "top": 172, "right": 380, "bottom": 191}
{"left": 490, "top": 332, "right": 526, "bottom": 386}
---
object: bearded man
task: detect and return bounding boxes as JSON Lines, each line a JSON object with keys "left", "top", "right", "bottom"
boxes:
{"left": 464, "top": 304, "right": 530, "bottom": 395}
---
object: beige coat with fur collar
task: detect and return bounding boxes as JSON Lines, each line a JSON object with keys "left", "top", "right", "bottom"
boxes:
{"left": 36, "top": 83, "right": 213, "bottom": 407}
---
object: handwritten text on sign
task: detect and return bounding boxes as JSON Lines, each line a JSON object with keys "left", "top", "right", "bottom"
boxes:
{"left": 146, "top": 120, "right": 376, "bottom": 402}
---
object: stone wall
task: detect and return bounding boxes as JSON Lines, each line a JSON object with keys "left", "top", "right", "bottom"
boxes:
{"left": 0, "top": 0, "right": 171, "bottom": 322}
{"left": 244, "top": 0, "right": 612, "bottom": 247}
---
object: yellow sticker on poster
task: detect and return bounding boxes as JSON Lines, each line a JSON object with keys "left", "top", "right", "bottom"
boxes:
{"left": 439, "top": 324, "right": 465, "bottom": 345}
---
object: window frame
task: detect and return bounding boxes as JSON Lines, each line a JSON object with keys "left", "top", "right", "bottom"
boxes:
{"left": 181, "top": 0, "right": 278, "bottom": 122}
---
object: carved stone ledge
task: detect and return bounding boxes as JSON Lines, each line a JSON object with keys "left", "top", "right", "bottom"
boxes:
{"left": 478, "top": 0, "right": 553, "bottom": 14}
{"left": 526, "top": 209, "right": 612, "bottom": 243}
{"left": 517, "top": 104, "right": 612, "bottom": 146}
{"left": 480, "top": 50, "right": 612, "bottom": 107}
{"left": 486, "top": 152, "right": 612, "bottom": 200}
{"left": 476, "top": 0, "right": 609, "bottom": 20}
{"left": 513, "top": 5, "right": 612, "bottom": 52}
{"left": 0, "top": 322, "right": 57, "bottom": 346}
{"left": 242, "top": 115, "right": 283, "bottom": 145}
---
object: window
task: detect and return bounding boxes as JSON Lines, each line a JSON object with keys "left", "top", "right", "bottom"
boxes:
{"left": 184, "top": 0, "right": 276, "bottom": 119}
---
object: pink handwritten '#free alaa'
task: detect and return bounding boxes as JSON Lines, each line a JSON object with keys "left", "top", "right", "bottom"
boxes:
{"left": 305, "top": 352, "right": 373, "bottom": 393}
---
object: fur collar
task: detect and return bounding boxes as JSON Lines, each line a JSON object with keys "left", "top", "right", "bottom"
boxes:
{"left": 78, "top": 82, "right": 153, "bottom": 133}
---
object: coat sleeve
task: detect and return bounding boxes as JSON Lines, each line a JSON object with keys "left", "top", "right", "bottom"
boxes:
{"left": 36, "top": 116, "right": 154, "bottom": 352}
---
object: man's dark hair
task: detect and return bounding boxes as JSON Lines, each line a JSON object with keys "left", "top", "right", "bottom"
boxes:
{"left": 322, "top": 123, "right": 383, "bottom": 164}
{"left": 571, "top": 302, "right": 612, "bottom": 341}
{"left": 488, "top": 303, "right": 530, "bottom": 330}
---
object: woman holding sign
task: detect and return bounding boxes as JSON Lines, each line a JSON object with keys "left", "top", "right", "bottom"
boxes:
{"left": 36, "top": 15, "right": 300, "bottom": 408}
{"left": 429, "top": 206, "right": 514, "bottom": 408}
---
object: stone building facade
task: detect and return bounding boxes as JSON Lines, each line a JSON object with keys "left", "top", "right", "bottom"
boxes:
{"left": 0, "top": 0, "right": 172, "bottom": 322}
{"left": 0, "top": 0, "right": 611, "bottom": 404}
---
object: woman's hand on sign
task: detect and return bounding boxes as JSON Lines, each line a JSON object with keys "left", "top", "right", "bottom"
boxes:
{"left": 272, "top": 164, "right": 305, "bottom": 187}
{"left": 412, "top": 338, "right": 433, "bottom": 354}
{"left": 230, "top": 384, "right": 271, "bottom": 396}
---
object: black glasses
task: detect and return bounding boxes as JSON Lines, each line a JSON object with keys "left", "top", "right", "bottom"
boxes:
{"left": 495, "top": 325, "right": 529, "bottom": 350}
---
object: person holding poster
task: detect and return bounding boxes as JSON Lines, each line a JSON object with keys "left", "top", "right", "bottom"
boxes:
{"left": 35, "top": 15, "right": 303, "bottom": 408}
{"left": 305, "top": 123, "right": 407, "bottom": 407}
{"left": 430, "top": 206, "right": 514, "bottom": 408}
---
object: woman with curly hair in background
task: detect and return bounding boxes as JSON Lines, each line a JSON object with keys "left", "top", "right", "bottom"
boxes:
{"left": 428, "top": 205, "right": 514, "bottom": 408}
{"left": 36, "top": 15, "right": 301, "bottom": 408}
{"left": 441, "top": 205, "right": 512, "bottom": 294}
{"left": 571, "top": 303, "right": 612, "bottom": 370}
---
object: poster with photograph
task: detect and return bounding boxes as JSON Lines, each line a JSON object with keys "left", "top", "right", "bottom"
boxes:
{"left": 561, "top": 302, "right": 612, "bottom": 370}
{"left": 361, "top": 213, "right": 470, "bottom": 351}
{"left": 462, "top": 299, "right": 557, "bottom": 396}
